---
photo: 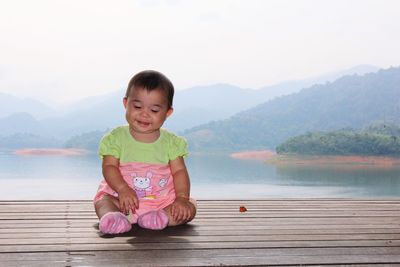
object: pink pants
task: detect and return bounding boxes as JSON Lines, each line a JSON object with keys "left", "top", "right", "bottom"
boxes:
{"left": 94, "top": 162, "right": 181, "bottom": 222}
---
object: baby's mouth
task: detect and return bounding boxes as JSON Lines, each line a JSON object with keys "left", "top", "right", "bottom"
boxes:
{"left": 137, "top": 120, "right": 151, "bottom": 127}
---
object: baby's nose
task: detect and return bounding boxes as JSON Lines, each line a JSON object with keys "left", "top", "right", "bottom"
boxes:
{"left": 140, "top": 109, "right": 151, "bottom": 117}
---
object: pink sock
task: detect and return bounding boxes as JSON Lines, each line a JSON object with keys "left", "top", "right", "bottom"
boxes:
{"left": 99, "top": 212, "right": 132, "bottom": 234}
{"left": 137, "top": 210, "right": 169, "bottom": 230}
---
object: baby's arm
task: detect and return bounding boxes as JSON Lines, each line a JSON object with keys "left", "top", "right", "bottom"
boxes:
{"left": 102, "top": 155, "right": 139, "bottom": 214}
{"left": 170, "top": 156, "right": 194, "bottom": 223}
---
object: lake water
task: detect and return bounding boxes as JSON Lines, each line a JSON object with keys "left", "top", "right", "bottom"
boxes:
{"left": 0, "top": 151, "right": 399, "bottom": 200}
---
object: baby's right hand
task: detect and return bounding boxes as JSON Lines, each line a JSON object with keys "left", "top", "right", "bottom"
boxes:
{"left": 117, "top": 185, "right": 139, "bottom": 215}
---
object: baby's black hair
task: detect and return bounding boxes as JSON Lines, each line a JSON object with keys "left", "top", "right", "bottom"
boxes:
{"left": 125, "top": 70, "right": 174, "bottom": 108}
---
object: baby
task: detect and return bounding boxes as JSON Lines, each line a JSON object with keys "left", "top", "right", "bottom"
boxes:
{"left": 94, "top": 70, "right": 196, "bottom": 234}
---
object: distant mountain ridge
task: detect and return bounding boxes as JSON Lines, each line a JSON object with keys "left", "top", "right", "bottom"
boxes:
{"left": 0, "top": 93, "right": 55, "bottom": 119}
{"left": 183, "top": 66, "right": 400, "bottom": 151}
{"left": 0, "top": 64, "right": 382, "bottom": 147}
{"left": 167, "top": 65, "right": 380, "bottom": 132}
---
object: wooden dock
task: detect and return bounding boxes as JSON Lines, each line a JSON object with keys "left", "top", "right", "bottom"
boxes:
{"left": 0, "top": 199, "right": 400, "bottom": 266}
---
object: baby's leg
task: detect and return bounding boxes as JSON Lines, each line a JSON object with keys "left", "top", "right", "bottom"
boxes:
{"left": 164, "top": 199, "right": 197, "bottom": 227}
{"left": 95, "top": 194, "right": 120, "bottom": 218}
{"left": 94, "top": 195, "right": 132, "bottom": 234}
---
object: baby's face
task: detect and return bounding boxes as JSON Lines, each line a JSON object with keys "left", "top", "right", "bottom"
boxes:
{"left": 123, "top": 88, "right": 173, "bottom": 140}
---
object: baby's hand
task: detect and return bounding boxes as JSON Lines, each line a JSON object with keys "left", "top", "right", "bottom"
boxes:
{"left": 117, "top": 185, "right": 139, "bottom": 215}
{"left": 171, "top": 197, "right": 193, "bottom": 224}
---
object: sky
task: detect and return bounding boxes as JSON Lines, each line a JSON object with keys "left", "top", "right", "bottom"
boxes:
{"left": 1, "top": 0, "right": 400, "bottom": 106}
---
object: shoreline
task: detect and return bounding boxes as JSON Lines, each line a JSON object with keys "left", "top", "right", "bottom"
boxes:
{"left": 230, "top": 150, "right": 400, "bottom": 167}
{"left": 230, "top": 150, "right": 276, "bottom": 160}
{"left": 14, "top": 148, "right": 89, "bottom": 156}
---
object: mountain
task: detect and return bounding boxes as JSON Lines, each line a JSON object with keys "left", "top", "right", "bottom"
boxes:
{"left": 56, "top": 91, "right": 120, "bottom": 115}
{"left": 0, "top": 64, "right": 383, "bottom": 143}
{"left": 0, "top": 113, "right": 41, "bottom": 135}
{"left": 166, "top": 65, "right": 380, "bottom": 132}
{"left": 0, "top": 93, "right": 55, "bottom": 119}
{"left": 0, "top": 133, "right": 62, "bottom": 149}
{"left": 65, "top": 130, "right": 109, "bottom": 151}
{"left": 255, "top": 64, "right": 380, "bottom": 100}
{"left": 165, "top": 84, "right": 258, "bottom": 131}
{"left": 39, "top": 90, "right": 126, "bottom": 139}
{"left": 183, "top": 66, "right": 400, "bottom": 152}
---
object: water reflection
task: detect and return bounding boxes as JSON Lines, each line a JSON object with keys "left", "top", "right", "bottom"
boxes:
{"left": 0, "top": 151, "right": 399, "bottom": 199}
{"left": 186, "top": 153, "right": 278, "bottom": 184}
{"left": 275, "top": 164, "right": 400, "bottom": 197}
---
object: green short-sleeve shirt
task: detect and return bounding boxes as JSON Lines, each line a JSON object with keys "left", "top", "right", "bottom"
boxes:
{"left": 98, "top": 126, "right": 188, "bottom": 164}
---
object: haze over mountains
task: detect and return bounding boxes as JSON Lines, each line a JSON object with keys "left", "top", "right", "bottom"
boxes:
{"left": 184, "top": 66, "right": 400, "bottom": 151}
{"left": 167, "top": 64, "right": 378, "bottom": 131}
{"left": 0, "top": 93, "right": 56, "bottom": 120}
{"left": 0, "top": 65, "right": 379, "bottom": 145}
{"left": 3, "top": 64, "right": 399, "bottom": 152}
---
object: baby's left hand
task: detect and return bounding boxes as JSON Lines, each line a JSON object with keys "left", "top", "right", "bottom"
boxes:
{"left": 171, "top": 197, "right": 193, "bottom": 224}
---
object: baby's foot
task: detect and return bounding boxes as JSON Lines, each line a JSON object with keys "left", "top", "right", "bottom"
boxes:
{"left": 137, "top": 210, "right": 169, "bottom": 230}
{"left": 99, "top": 212, "right": 132, "bottom": 234}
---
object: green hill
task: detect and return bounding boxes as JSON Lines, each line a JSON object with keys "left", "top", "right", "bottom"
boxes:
{"left": 276, "top": 122, "right": 400, "bottom": 156}
{"left": 64, "top": 130, "right": 109, "bottom": 151}
{"left": 183, "top": 67, "right": 400, "bottom": 152}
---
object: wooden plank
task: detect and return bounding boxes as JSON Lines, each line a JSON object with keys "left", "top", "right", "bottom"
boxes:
{"left": 2, "top": 224, "right": 400, "bottom": 235}
{"left": 1, "top": 232, "right": 399, "bottom": 246}
{"left": 2, "top": 200, "right": 399, "bottom": 206}
{"left": 2, "top": 228, "right": 400, "bottom": 239}
{"left": 2, "top": 206, "right": 400, "bottom": 213}
{"left": 1, "top": 240, "right": 400, "bottom": 253}
{"left": 0, "top": 214, "right": 398, "bottom": 221}
{"left": 1, "top": 248, "right": 400, "bottom": 266}
{"left": 2, "top": 247, "right": 400, "bottom": 259}
{"left": 1, "top": 199, "right": 399, "bottom": 266}
{"left": 0, "top": 218, "right": 398, "bottom": 228}
{"left": 2, "top": 208, "right": 400, "bottom": 214}
{"left": 1, "top": 256, "right": 399, "bottom": 267}
{"left": 1, "top": 199, "right": 399, "bottom": 207}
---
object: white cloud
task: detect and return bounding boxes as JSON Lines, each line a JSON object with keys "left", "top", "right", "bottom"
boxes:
{"left": 0, "top": 0, "right": 399, "bottom": 104}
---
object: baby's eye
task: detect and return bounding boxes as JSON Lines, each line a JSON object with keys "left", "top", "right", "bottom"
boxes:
{"left": 151, "top": 108, "right": 160, "bottom": 113}
{"left": 133, "top": 104, "right": 142, "bottom": 109}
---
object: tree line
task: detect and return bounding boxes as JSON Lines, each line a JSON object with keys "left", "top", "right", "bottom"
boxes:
{"left": 276, "top": 122, "right": 400, "bottom": 156}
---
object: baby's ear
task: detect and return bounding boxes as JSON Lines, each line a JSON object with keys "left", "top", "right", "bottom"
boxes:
{"left": 166, "top": 108, "right": 173, "bottom": 118}
{"left": 123, "top": 97, "right": 128, "bottom": 109}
